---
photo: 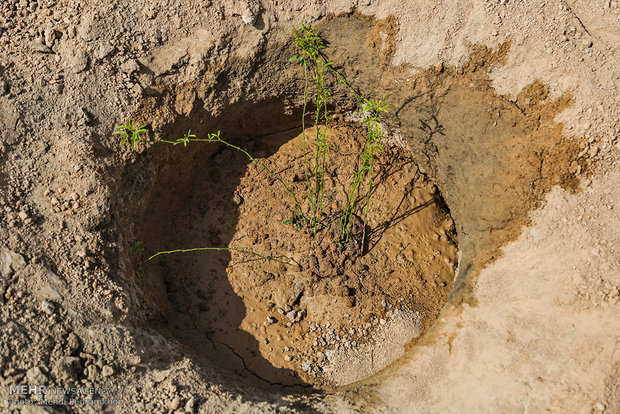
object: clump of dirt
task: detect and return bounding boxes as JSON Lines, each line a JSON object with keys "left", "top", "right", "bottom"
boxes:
{"left": 139, "top": 123, "right": 457, "bottom": 388}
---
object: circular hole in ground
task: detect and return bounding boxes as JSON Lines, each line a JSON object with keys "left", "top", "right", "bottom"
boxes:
{"left": 133, "top": 116, "right": 458, "bottom": 389}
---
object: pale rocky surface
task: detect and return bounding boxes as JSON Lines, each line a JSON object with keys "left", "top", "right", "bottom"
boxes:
{"left": 363, "top": 171, "right": 620, "bottom": 413}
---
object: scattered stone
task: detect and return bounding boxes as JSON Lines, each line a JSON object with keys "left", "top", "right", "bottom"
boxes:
{"left": 86, "top": 364, "right": 98, "bottom": 380}
{"left": 101, "top": 365, "right": 114, "bottom": 377}
{"left": 41, "top": 299, "right": 54, "bottom": 315}
{"left": 18, "top": 211, "right": 28, "bottom": 221}
{"left": 168, "top": 395, "right": 180, "bottom": 410}
{"left": 284, "top": 355, "right": 293, "bottom": 362}
{"left": 30, "top": 39, "right": 53, "bottom": 53}
{"left": 67, "top": 332, "right": 80, "bottom": 353}
{"left": 44, "top": 28, "right": 58, "bottom": 48}
{"left": 121, "top": 59, "right": 140, "bottom": 74}
{"left": 97, "top": 42, "right": 115, "bottom": 60}
{"left": 184, "top": 397, "right": 196, "bottom": 412}
{"left": 0, "top": 248, "right": 26, "bottom": 277}
{"left": 266, "top": 316, "right": 277, "bottom": 324}
{"left": 232, "top": 192, "right": 244, "bottom": 206}
{"left": 68, "top": 49, "right": 89, "bottom": 73}
{"left": 286, "top": 310, "right": 297, "bottom": 321}
{"left": 301, "top": 360, "right": 312, "bottom": 371}
{"left": 26, "top": 366, "right": 48, "bottom": 384}
{"left": 240, "top": 0, "right": 260, "bottom": 25}
{"left": 57, "top": 360, "right": 77, "bottom": 381}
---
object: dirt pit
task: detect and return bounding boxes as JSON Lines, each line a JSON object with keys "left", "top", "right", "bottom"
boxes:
{"left": 136, "top": 123, "right": 457, "bottom": 389}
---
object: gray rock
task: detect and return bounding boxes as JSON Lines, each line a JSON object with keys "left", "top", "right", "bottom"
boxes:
{"left": 70, "top": 50, "right": 89, "bottom": 73}
{"left": 101, "top": 365, "right": 114, "bottom": 377}
{"left": 120, "top": 59, "right": 140, "bottom": 74}
{"left": 41, "top": 300, "right": 54, "bottom": 315}
{"left": 30, "top": 40, "right": 53, "bottom": 53}
{"left": 67, "top": 332, "right": 80, "bottom": 353}
{"left": 97, "top": 42, "right": 115, "bottom": 59}
{"left": 232, "top": 192, "right": 244, "bottom": 206}
{"left": 168, "top": 395, "right": 180, "bottom": 410}
{"left": 26, "top": 366, "right": 48, "bottom": 384}
{"left": 0, "top": 248, "right": 26, "bottom": 277}
{"left": 286, "top": 310, "right": 297, "bottom": 321}
{"left": 184, "top": 397, "right": 196, "bottom": 412}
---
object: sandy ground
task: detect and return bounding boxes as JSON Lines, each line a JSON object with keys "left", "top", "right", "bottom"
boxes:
{"left": 0, "top": 0, "right": 619, "bottom": 412}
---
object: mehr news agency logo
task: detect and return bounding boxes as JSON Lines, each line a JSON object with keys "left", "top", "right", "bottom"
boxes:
{"left": 6, "top": 384, "right": 123, "bottom": 407}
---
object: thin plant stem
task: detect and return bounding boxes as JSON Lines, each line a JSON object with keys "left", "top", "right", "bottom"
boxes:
{"left": 143, "top": 246, "right": 293, "bottom": 266}
{"left": 302, "top": 64, "right": 313, "bottom": 205}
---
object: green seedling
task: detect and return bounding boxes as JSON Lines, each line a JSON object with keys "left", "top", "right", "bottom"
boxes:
{"left": 119, "top": 23, "right": 393, "bottom": 276}
{"left": 339, "top": 96, "right": 392, "bottom": 245}
{"left": 290, "top": 25, "right": 393, "bottom": 250}
{"left": 130, "top": 241, "right": 145, "bottom": 255}
{"left": 116, "top": 119, "right": 147, "bottom": 149}
{"left": 291, "top": 24, "right": 334, "bottom": 240}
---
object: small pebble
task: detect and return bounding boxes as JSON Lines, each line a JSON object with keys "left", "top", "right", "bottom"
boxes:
{"left": 168, "top": 395, "right": 180, "bottom": 410}
{"left": 101, "top": 365, "right": 114, "bottom": 377}
{"left": 41, "top": 300, "right": 54, "bottom": 315}
{"left": 30, "top": 39, "right": 52, "bottom": 53}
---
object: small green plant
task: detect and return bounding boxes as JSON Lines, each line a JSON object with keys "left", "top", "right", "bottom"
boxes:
{"left": 130, "top": 241, "right": 145, "bottom": 255}
{"left": 119, "top": 24, "right": 393, "bottom": 274}
{"left": 339, "top": 96, "right": 392, "bottom": 244}
{"left": 116, "top": 119, "right": 147, "bottom": 149}
{"left": 291, "top": 24, "right": 333, "bottom": 239}
{"left": 290, "top": 24, "right": 393, "bottom": 249}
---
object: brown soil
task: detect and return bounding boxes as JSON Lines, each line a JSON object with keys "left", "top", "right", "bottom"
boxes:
{"left": 1, "top": 2, "right": 618, "bottom": 412}
{"left": 140, "top": 123, "right": 457, "bottom": 388}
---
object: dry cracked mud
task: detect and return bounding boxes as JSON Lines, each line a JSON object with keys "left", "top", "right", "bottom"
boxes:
{"left": 0, "top": 1, "right": 619, "bottom": 413}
